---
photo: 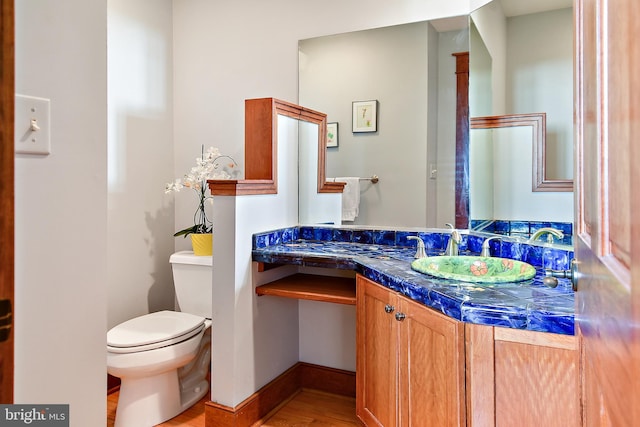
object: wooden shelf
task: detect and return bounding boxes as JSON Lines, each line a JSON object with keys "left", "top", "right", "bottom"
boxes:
{"left": 255, "top": 273, "right": 356, "bottom": 305}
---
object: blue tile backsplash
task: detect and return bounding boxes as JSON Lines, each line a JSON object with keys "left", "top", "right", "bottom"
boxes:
{"left": 252, "top": 225, "right": 575, "bottom": 335}
{"left": 470, "top": 219, "right": 573, "bottom": 246}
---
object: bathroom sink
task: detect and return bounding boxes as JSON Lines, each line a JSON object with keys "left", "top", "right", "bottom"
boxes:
{"left": 411, "top": 256, "right": 536, "bottom": 284}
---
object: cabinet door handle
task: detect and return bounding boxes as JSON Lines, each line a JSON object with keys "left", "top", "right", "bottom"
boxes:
{"left": 395, "top": 312, "right": 406, "bottom": 321}
{"left": 384, "top": 304, "right": 395, "bottom": 313}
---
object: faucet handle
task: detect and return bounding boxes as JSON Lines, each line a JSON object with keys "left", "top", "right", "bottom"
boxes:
{"left": 481, "top": 236, "right": 501, "bottom": 257}
{"left": 407, "top": 236, "right": 427, "bottom": 259}
{"left": 443, "top": 224, "right": 461, "bottom": 256}
{"left": 445, "top": 223, "right": 461, "bottom": 243}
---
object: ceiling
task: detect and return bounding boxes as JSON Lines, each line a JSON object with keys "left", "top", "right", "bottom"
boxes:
{"left": 500, "top": 0, "right": 573, "bottom": 17}
{"left": 430, "top": 0, "right": 573, "bottom": 32}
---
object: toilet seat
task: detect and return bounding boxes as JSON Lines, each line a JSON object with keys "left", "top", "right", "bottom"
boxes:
{"left": 107, "top": 311, "right": 206, "bottom": 354}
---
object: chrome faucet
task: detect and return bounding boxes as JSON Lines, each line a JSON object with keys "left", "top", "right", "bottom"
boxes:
{"left": 407, "top": 236, "right": 427, "bottom": 259}
{"left": 444, "top": 223, "right": 461, "bottom": 256}
{"left": 480, "top": 236, "right": 501, "bottom": 257}
{"left": 528, "top": 227, "right": 564, "bottom": 244}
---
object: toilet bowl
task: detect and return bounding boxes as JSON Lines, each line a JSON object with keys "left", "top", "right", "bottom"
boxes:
{"left": 107, "top": 251, "right": 213, "bottom": 427}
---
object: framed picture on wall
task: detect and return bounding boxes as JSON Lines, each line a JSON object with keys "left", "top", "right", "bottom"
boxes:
{"left": 327, "top": 122, "right": 339, "bottom": 147}
{"left": 352, "top": 100, "right": 378, "bottom": 133}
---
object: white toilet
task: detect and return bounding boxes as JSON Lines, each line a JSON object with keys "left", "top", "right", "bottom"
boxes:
{"left": 107, "top": 251, "right": 213, "bottom": 427}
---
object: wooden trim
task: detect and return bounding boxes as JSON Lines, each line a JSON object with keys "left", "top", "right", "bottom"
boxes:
{"left": 470, "top": 112, "right": 573, "bottom": 192}
{"left": 494, "top": 326, "right": 577, "bottom": 350}
{"left": 453, "top": 52, "right": 470, "bottom": 229}
{"left": 208, "top": 179, "right": 276, "bottom": 196}
{"left": 465, "top": 323, "right": 495, "bottom": 427}
{"left": 208, "top": 98, "right": 344, "bottom": 197}
{"left": 204, "top": 362, "right": 355, "bottom": 427}
{"left": 573, "top": 0, "right": 585, "bottom": 238}
{"left": 205, "top": 363, "right": 300, "bottom": 427}
{"left": 298, "top": 363, "right": 356, "bottom": 398}
{"left": 255, "top": 273, "right": 356, "bottom": 305}
{"left": 0, "top": 0, "right": 14, "bottom": 404}
{"left": 244, "top": 98, "right": 278, "bottom": 182}
{"left": 256, "top": 262, "right": 284, "bottom": 272}
{"left": 107, "top": 374, "right": 121, "bottom": 395}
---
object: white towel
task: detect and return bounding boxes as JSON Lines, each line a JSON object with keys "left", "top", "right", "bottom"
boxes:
{"left": 336, "top": 177, "right": 360, "bottom": 221}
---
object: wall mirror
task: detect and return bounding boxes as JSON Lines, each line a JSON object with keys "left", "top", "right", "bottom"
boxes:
{"left": 468, "top": 0, "right": 573, "bottom": 241}
{"left": 469, "top": 113, "right": 573, "bottom": 246}
{"left": 298, "top": 0, "right": 574, "bottom": 244}
{"left": 299, "top": 17, "right": 469, "bottom": 228}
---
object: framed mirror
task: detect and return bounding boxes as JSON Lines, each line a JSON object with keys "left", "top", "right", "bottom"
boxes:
{"left": 470, "top": 113, "right": 572, "bottom": 192}
{"left": 298, "top": 0, "right": 574, "bottom": 245}
{"left": 299, "top": 18, "right": 469, "bottom": 228}
{"left": 469, "top": 113, "right": 573, "bottom": 241}
{"left": 466, "top": 0, "right": 574, "bottom": 237}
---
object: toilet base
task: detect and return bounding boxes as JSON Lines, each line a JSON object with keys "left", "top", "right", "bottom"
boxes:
{"left": 114, "top": 368, "right": 210, "bottom": 427}
{"left": 113, "top": 327, "right": 211, "bottom": 427}
{"left": 115, "top": 370, "right": 179, "bottom": 427}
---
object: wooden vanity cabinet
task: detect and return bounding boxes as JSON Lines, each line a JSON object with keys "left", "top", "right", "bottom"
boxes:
{"left": 466, "top": 323, "right": 581, "bottom": 427}
{"left": 356, "top": 275, "right": 466, "bottom": 427}
{"left": 356, "top": 275, "right": 580, "bottom": 427}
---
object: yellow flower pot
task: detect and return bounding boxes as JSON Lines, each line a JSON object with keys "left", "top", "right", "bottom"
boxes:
{"left": 190, "top": 233, "right": 213, "bottom": 256}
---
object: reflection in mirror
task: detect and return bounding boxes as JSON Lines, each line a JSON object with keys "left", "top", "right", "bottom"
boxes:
{"left": 469, "top": 114, "right": 573, "bottom": 246}
{"left": 298, "top": 120, "right": 342, "bottom": 224}
{"left": 299, "top": 18, "right": 469, "bottom": 228}
{"left": 467, "top": 0, "right": 574, "bottom": 244}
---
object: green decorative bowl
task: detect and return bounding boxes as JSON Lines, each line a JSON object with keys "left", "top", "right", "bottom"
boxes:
{"left": 411, "top": 256, "right": 536, "bottom": 284}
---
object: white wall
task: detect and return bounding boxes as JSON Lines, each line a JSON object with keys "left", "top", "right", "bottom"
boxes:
{"left": 298, "top": 121, "right": 342, "bottom": 225}
{"left": 14, "top": 1, "right": 108, "bottom": 425}
{"left": 469, "top": 128, "right": 495, "bottom": 219}
{"left": 471, "top": 0, "right": 507, "bottom": 115}
{"left": 107, "top": 0, "right": 176, "bottom": 330}
{"left": 299, "top": 22, "right": 432, "bottom": 228}
{"left": 506, "top": 8, "right": 573, "bottom": 180}
{"left": 211, "top": 115, "right": 301, "bottom": 407}
{"left": 492, "top": 126, "right": 572, "bottom": 222}
{"left": 469, "top": 23, "right": 493, "bottom": 117}
{"left": 299, "top": 291, "right": 357, "bottom": 372}
{"left": 436, "top": 28, "right": 472, "bottom": 228}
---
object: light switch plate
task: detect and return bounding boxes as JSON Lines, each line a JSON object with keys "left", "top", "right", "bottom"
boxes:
{"left": 15, "top": 94, "right": 51, "bottom": 155}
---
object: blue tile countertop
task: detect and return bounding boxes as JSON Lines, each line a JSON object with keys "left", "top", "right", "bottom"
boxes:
{"left": 252, "top": 226, "right": 576, "bottom": 335}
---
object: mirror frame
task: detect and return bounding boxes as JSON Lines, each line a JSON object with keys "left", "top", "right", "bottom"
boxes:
{"left": 209, "top": 98, "right": 345, "bottom": 196}
{"left": 469, "top": 113, "right": 573, "bottom": 193}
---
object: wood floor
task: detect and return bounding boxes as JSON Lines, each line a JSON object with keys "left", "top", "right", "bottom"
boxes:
{"left": 107, "top": 388, "right": 361, "bottom": 427}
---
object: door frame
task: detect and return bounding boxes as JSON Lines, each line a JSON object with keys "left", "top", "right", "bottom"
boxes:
{"left": 0, "top": 0, "right": 15, "bottom": 403}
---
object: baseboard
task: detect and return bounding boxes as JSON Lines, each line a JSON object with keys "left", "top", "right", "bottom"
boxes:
{"left": 299, "top": 362, "right": 356, "bottom": 398}
{"left": 205, "top": 362, "right": 356, "bottom": 427}
{"left": 107, "top": 374, "right": 121, "bottom": 395}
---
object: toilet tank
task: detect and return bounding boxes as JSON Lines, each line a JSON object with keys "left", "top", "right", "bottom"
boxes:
{"left": 169, "top": 251, "right": 213, "bottom": 318}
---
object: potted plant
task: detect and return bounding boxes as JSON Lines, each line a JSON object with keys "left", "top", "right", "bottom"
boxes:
{"left": 165, "top": 146, "right": 238, "bottom": 255}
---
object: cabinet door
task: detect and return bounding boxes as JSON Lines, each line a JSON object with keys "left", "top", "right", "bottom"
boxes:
{"left": 466, "top": 324, "right": 580, "bottom": 427}
{"left": 356, "top": 276, "right": 398, "bottom": 426}
{"left": 398, "top": 295, "right": 465, "bottom": 427}
{"left": 493, "top": 328, "right": 580, "bottom": 427}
